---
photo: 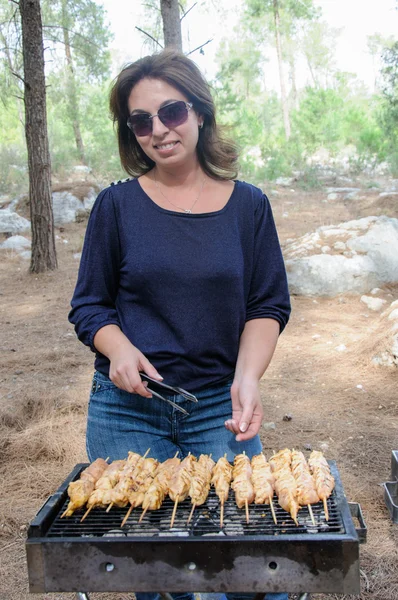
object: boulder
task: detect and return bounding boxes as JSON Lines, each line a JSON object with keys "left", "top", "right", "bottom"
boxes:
{"left": 52, "top": 188, "right": 97, "bottom": 224}
{"left": 285, "top": 216, "right": 398, "bottom": 295}
{"left": 52, "top": 191, "right": 85, "bottom": 225}
{"left": 0, "top": 209, "right": 30, "bottom": 234}
{"left": 1, "top": 235, "right": 31, "bottom": 252}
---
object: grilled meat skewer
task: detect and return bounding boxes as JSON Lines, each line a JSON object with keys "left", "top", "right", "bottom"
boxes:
{"left": 269, "top": 449, "right": 300, "bottom": 525}
{"left": 188, "top": 454, "right": 215, "bottom": 523}
{"left": 169, "top": 454, "right": 196, "bottom": 527}
{"left": 251, "top": 454, "right": 277, "bottom": 524}
{"left": 139, "top": 456, "right": 181, "bottom": 522}
{"left": 211, "top": 455, "right": 233, "bottom": 527}
{"left": 231, "top": 453, "right": 254, "bottom": 522}
{"left": 308, "top": 450, "right": 335, "bottom": 520}
{"left": 62, "top": 458, "right": 108, "bottom": 517}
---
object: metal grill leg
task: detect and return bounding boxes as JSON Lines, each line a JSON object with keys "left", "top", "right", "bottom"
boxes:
{"left": 76, "top": 594, "right": 90, "bottom": 600}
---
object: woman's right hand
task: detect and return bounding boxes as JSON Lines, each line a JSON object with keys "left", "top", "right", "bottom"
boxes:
{"left": 94, "top": 325, "right": 163, "bottom": 397}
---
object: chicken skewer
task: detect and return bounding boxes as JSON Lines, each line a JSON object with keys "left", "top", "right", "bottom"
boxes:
{"left": 187, "top": 454, "right": 215, "bottom": 524}
{"left": 81, "top": 459, "right": 126, "bottom": 522}
{"left": 120, "top": 457, "right": 159, "bottom": 526}
{"left": 169, "top": 453, "right": 196, "bottom": 528}
{"left": 138, "top": 453, "right": 181, "bottom": 523}
{"left": 308, "top": 450, "right": 335, "bottom": 521}
{"left": 251, "top": 454, "right": 277, "bottom": 525}
{"left": 231, "top": 452, "right": 254, "bottom": 523}
{"left": 211, "top": 454, "right": 233, "bottom": 528}
{"left": 61, "top": 458, "right": 109, "bottom": 518}
{"left": 291, "top": 450, "right": 319, "bottom": 526}
{"left": 106, "top": 449, "right": 150, "bottom": 512}
{"left": 269, "top": 449, "right": 300, "bottom": 525}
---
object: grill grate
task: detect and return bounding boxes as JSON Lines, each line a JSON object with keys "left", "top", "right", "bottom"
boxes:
{"left": 47, "top": 488, "right": 344, "bottom": 539}
{"left": 26, "top": 461, "right": 362, "bottom": 595}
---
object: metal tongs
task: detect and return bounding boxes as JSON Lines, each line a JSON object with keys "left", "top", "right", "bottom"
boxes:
{"left": 140, "top": 373, "right": 198, "bottom": 415}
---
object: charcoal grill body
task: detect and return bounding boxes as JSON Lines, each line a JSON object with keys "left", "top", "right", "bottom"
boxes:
{"left": 26, "top": 461, "right": 362, "bottom": 595}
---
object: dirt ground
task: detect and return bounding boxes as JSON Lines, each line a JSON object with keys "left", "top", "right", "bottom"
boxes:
{"left": 0, "top": 177, "right": 397, "bottom": 600}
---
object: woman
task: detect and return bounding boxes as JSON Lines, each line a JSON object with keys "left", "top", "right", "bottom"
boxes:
{"left": 69, "top": 49, "right": 290, "bottom": 600}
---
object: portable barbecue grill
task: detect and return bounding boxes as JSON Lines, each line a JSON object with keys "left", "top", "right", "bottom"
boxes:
{"left": 26, "top": 461, "right": 366, "bottom": 596}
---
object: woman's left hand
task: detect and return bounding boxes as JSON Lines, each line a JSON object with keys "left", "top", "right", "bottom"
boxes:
{"left": 225, "top": 378, "right": 264, "bottom": 442}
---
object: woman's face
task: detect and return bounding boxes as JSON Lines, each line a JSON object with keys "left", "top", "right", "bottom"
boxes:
{"left": 127, "top": 77, "right": 202, "bottom": 170}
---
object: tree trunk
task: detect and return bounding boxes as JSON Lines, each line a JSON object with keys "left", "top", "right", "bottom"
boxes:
{"left": 273, "top": 0, "right": 291, "bottom": 140}
{"left": 62, "top": 0, "right": 87, "bottom": 165}
{"left": 19, "top": 0, "right": 57, "bottom": 273}
{"left": 160, "top": 0, "right": 182, "bottom": 51}
{"left": 289, "top": 56, "right": 299, "bottom": 110}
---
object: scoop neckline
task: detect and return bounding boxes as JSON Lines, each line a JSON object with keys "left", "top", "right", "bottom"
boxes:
{"left": 135, "top": 177, "right": 238, "bottom": 217}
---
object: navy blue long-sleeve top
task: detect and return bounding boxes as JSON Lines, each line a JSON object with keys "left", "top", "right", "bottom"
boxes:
{"left": 69, "top": 178, "right": 291, "bottom": 391}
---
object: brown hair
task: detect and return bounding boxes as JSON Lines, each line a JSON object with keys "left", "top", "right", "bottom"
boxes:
{"left": 109, "top": 49, "right": 239, "bottom": 180}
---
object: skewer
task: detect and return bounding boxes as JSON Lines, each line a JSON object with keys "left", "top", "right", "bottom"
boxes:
{"left": 308, "top": 504, "right": 315, "bottom": 526}
{"left": 60, "top": 508, "right": 68, "bottom": 519}
{"left": 269, "top": 497, "right": 277, "bottom": 525}
{"left": 106, "top": 449, "right": 152, "bottom": 513}
{"left": 121, "top": 505, "right": 133, "bottom": 527}
{"left": 139, "top": 506, "right": 149, "bottom": 523}
{"left": 80, "top": 506, "right": 93, "bottom": 522}
{"left": 187, "top": 503, "right": 196, "bottom": 524}
{"left": 323, "top": 497, "right": 329, "bottom": 521}
{"left": 245, "top": 498, "right": 250, "bottom": 524}
{"left": 220, "top": 500, "right": 225, "bottom": 528}
{"left": 170, "top": 495, "right": 179, "bottom": 528}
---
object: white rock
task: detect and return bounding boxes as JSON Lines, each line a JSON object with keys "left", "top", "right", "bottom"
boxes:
{"left": 334, "top": 241, "right": 346, "bottom": 251}
{"left": 322, "top": 228, "right": 346, "bottom": 238}
{"left": 360, "top": 296, "right": 386, "bottom": 311}
{"left": 0, "top": 209, "right": 30, "bottom": 234}
{"left": 327, "top": 193, "right": 339, "bottom": 200}
{"left": 83, "top": 187, "right": 97, "bottom": 211}
{"left": 379, "top": 191, "right": 398, "bottom": 198}
{"left": 73, "top": 165, "right": 92, "bottom": 174}
{"left": 276, "top": 177, "right": 294, "bottom": 186}
{"left": 326, "top": 187, "right": 361, "bottom": 194}
{"left": 335, "top": 344, "right": 347, "bottom": 352}
{"left": 388, "top": 309, "right": 398, "bottom": 321}
{"left": 285, "top": 216, "right": 398, "bottom": 296}
{"left": 52, "top": 192, "right": 84, "bottom": 225}
{"left": 1, "top": 235, "right": 31, "bottom": 251}
{"left": 286, "top": 253, "right": 376, "bottom": 295}
{"left": 371, "top": 288, "right": 382, "bottom": 295}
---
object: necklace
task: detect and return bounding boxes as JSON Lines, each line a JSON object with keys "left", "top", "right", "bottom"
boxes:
{"left": 153, "top": 169, "right": 206, "bottom": 214}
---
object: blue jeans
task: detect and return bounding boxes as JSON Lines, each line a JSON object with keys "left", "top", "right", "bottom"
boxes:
{"left": 86, "top": 372, "right": 287, "bottom": 600}
{"left": 86, "top": 372, "right": 262, "bottom": 462}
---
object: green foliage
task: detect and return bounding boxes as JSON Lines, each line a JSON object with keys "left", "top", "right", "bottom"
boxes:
{"left": 1, "top": 0, "right": 398, "bottom": 192}
{"left": 42, "top": 0, "right": 112, "bottom": 82}
{"left": 379, "top": 41, "right": 398, "bottom": 173}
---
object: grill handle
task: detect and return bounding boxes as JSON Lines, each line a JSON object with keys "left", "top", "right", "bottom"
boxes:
{"left": 348, "top": 502, "right": 367, "bottom": 543}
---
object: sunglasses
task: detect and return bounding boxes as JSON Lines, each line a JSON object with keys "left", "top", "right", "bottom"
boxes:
{"left": 127, "top": 100, "right": 193, "bottom": 137}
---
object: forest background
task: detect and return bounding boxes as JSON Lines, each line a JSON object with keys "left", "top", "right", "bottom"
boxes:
{"left": 1, "top": 3, "right": 398, "bottom": 599}
{"left": 1, "top": 0, "right": 398, "bottom": 196}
